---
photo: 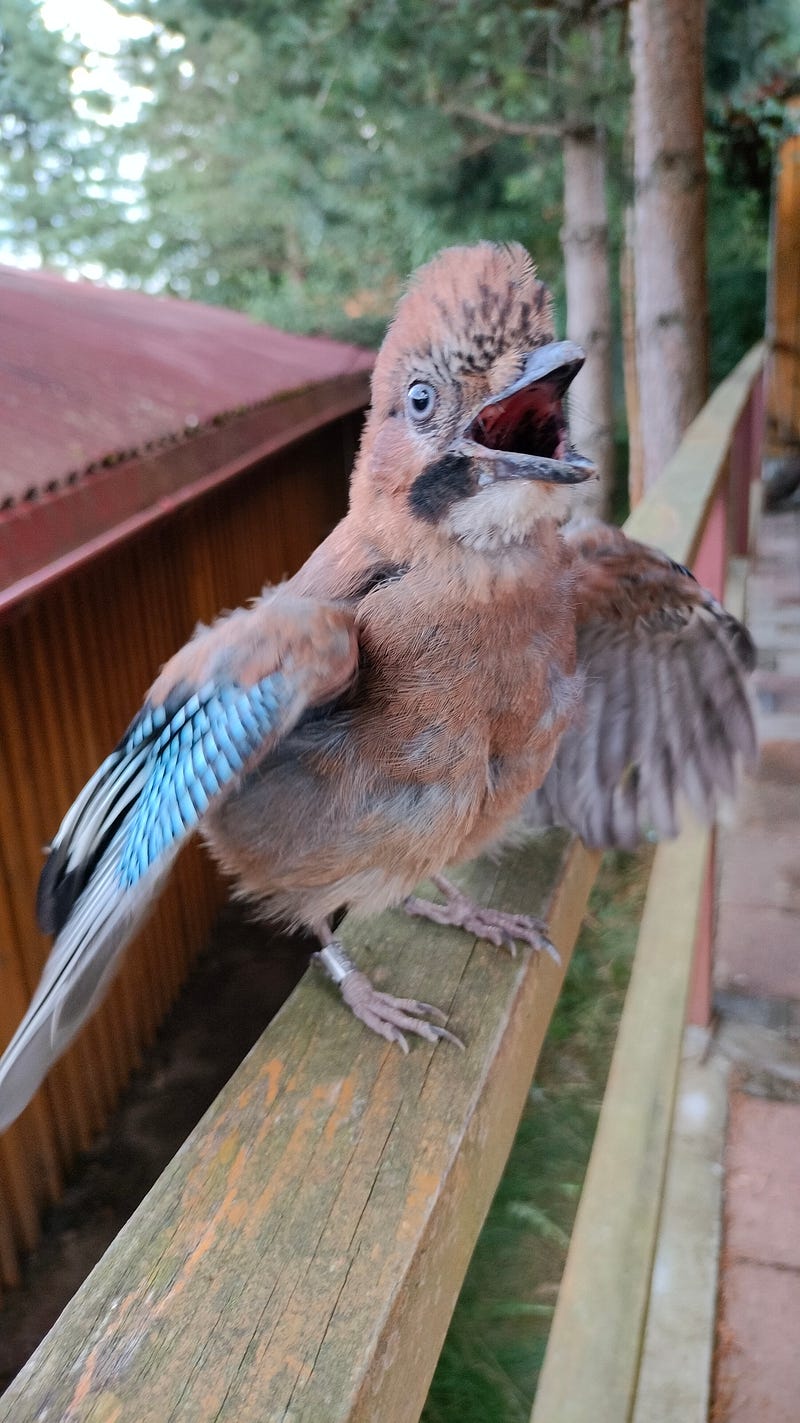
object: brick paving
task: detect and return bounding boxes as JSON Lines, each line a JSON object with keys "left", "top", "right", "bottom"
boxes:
{"left": 713, "top": 504, "right": 800, "bottom": 1422}
{"left": 716, "top": 506, "right": 800, "bottom": 1008}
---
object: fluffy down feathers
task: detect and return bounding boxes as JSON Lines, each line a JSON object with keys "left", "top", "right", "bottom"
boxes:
{"left": 0, "top": 244, "right": 757, "bottom": 1132}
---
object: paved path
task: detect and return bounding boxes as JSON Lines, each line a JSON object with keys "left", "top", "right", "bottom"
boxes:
{"left": 713, "top": 503, "right": 800, "bottom": 1422}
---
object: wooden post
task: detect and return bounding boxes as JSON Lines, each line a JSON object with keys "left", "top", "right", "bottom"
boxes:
{"left": 751, "top": 369, "right": 765, "bottom": 478}
{"left": 688, "top": 489, "right": 727, "bottom": 1028}
{"left": 729, "top": 403, "right": 753, "bottom": 557}
{"left": 686, "top": 838, "right": 715, "bottom": 1029}
{"left": 766, "top": 100, "right": 800, "bottom": 458}
{"left": 729, "top": 373, "right": 766, "bottom": 558}
{"left": 692, "top": 481, "right": 727, "bottom": 599}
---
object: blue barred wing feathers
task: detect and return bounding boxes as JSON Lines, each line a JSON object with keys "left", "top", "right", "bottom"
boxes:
{"left": 1, "top": 594, "right": 360, "bottom": 1132}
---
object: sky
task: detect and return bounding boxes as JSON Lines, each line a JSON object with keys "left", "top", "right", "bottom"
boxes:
{"left": 41, "top": 0, "right": 155, "bottom": 126}
{"left": 1, "top": 1, "right": 160, "bottom": 274}
{"left": 41, "top": 0, "right": 151, "bottom": 52}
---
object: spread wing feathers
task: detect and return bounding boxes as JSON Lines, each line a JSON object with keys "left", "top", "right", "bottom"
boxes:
{"left": 0, "top": 836, "right": 176, "bottom": 1133}
{"left": 0, "top": 594, "right": 358, "bottom": 1131}
{"left": 524, "top": 522, "right": 758, "bottom": 850}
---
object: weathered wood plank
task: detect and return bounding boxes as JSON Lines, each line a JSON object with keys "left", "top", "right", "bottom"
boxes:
{"left": 631, "top": 1039, "right": 729, "bottom": 1423}
{"left": 0, "top": 836, "right": 601, "bottom": 1423}
{"left": 530, "top": 820, "right": 710, "bottom": 1423}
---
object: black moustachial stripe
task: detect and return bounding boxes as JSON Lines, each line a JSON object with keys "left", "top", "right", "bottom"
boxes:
{"left": 408, "top": 454, "right": 474, "bottom": 523}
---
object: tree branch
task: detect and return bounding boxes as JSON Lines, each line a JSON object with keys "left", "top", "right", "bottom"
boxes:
{"left": 444, "top": 106, "right": 563, "bottom": 140}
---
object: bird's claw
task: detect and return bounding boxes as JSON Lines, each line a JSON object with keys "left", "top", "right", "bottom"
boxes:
{"left": 467, "top": 908, "right": 560, "bottom": 964}
{"left": 340, "top": 970, "right": 464, "bottom": 1052}
{"left": 404, "top": 892, "right": 560, "bottom": 965}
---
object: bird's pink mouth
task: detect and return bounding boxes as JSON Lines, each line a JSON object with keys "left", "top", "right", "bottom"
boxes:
{"left": 468, "top": 384, "right": 567, "bottom": 461}
{"left": 450, "top": 341, "right": 593, "bottom": 485}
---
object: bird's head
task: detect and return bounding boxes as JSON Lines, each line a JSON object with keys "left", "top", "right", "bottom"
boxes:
{"left": 350, "top": 241, "right": 594, "bottom": 557}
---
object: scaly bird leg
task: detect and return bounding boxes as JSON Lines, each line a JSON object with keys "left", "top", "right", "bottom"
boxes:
{"left": 404, "top": 873, "right": 560, "bottom": 963}
{"left": 313, "top": 931, "right": 463, "bottom": 1054}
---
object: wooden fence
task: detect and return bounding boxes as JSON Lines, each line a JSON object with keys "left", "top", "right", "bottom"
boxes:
{"left": 0, "top": 345, "right": 764, "bottom": 1420}
{"left": 0, "top": 401, "right": 365, "bottom": 1293}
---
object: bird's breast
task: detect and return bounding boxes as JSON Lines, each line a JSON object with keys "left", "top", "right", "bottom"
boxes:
{"left": 204, "top": 557, "right": 579, "bottom": 921}
{"left": 351, "top": 566, "right": 579, "bottom": 796}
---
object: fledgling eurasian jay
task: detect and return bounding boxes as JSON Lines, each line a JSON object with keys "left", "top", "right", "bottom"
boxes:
{"left": 0, "top": 242, "right": 756, "bottom": 1130}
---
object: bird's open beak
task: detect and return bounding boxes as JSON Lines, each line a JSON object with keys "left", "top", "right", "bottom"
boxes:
{"left": 454, "top": 340, "right": 595, "bottom": 485}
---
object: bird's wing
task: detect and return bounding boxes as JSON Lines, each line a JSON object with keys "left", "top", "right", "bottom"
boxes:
{"left": 0, "top": 592, "right": 358, "bottom": 1131}
{"left": 524, "top": 520, "right": 758, "bottom": 850}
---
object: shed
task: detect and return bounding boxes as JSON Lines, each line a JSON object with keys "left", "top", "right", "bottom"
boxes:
{"left": 0, "top": 267, "right": 372, "bottom": 1289}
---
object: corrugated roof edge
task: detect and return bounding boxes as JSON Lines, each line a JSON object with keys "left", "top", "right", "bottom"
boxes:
{"left": 0, "top": 369, "right": 371, "bottom": 624}
{"left": 0, "top": 265, "right": 375, "bottom": 503}
{"left": 0, "top": 372, "right": 370, "bottom": 513}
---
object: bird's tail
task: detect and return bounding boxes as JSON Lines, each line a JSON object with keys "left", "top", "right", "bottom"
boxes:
{"left": 0, "top": 832, "right": 176, "bottom": 1133}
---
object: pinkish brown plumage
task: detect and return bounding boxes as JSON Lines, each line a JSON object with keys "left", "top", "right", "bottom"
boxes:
{"left": 0, "top": 242, "right": 756, "bottom": 1128}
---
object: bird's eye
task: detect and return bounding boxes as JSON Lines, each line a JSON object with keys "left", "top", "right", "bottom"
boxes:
{"left": 406, "top": 381, "right": 437, "bottom": 422}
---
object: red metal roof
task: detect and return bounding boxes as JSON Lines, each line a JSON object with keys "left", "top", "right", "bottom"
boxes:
{"left": 0, "top": 266, "right": 373, "bottom": 505}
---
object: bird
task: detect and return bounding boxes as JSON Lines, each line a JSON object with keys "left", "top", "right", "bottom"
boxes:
{"left": 0, "top": 241, "right": 757, "bottom": 1131}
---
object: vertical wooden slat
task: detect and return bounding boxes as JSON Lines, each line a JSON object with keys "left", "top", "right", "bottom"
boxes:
{"left": 42, "top": 591, "right": 122, "bottom": 1106}
{"left": 0, "top": 416, "right": 353, "bottom": 1281}
{"left": 766, "top": 103, "right": 800, "bottom": 455}
{"left": 688, "top": 483, "right": 728, "bottom": 1029}
{"left": 730, "top": 405, "right": 753, "bottom": 557}
{"left": 71, "top": 556, "right": 143, "bottom": 1078}
{"left": 686, "top": 839, "right": 716, "bottom": 1030}
{"left": 0, "top": 862, "right": 48, "bottom": 1272}
{"left": 24, "top": 619, "right": 108, "bottom": 1135}
{"left": 0, "top": 631, "right": 91, "bottom": 1161}
{"left": 0, "top": 1177, "right": 21, "bottom": 1295}
{"left": 692, "top": 480, "right": 728, "bottom": 598}
{"left": 750, "top": 368, "right": 765, "bottom": 477}
{"left": 0, "top": 835, "right": 62, "bottom": 1241}
{"left": 56, "top": 591, "right": 130, "bottom": 1102}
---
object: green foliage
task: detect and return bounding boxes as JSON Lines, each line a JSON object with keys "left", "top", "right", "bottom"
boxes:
{"left": 704, "top": 0, "right": 799, "bottom": 384}
{"left": 707, "top": 0, "right": 800, "bottom": 106}
{"left": 6, "top": 0, "right": 793, "bottom": 385}
{"left": 104, "top": 0, "right": 607, "bottom": 335}
{"left": 707, "top": 138, "right": 771, "bottom": 386}
{"left": 0, "top": 0, "right": 794, "bottom": 479}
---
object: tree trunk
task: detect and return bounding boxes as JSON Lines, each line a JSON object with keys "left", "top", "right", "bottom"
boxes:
{"left": 561, "top": 121, "right": 615, "bottom": 520}
{"left": 631, "top": 0, "right": 709, "bottom": 490}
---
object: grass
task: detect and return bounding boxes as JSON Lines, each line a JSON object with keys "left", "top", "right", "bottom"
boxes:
{"left": 422, "top": 847, "right": 653, "bottom": 1423}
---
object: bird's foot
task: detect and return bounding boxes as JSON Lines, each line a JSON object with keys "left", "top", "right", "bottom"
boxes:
{"left": 404, "top": 874, "right": 560, "bottom": 963}
{"left": 314, "top": 940, "right": 463, "bottom": 1054}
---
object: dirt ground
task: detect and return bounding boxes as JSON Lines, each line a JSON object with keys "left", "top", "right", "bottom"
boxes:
{"left": 0, "top": 905, "right": 316, "bottom": 1391}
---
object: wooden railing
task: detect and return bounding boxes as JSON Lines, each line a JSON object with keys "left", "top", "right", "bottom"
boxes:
{"left": 532, "top": 341, "right": 764, "bottom": 1423}
{"left": 0, "top": 346, "right": 764, "bottom": 1422}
